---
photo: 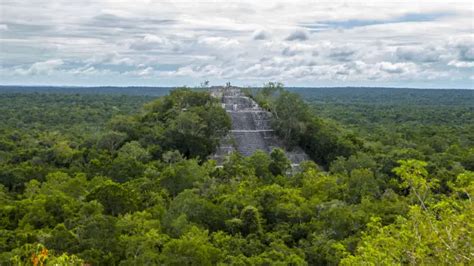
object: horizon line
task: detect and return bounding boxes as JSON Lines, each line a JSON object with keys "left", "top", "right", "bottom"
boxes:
{"left": 0, "top": 84, "right": 472, "bottom": 90}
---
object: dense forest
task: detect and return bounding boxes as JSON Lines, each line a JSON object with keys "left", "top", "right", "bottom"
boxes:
{"left": 0, "top": 85, "right": 472, "bottom": 265}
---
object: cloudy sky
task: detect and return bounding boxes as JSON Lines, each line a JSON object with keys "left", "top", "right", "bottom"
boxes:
{"left": 0, "top": 0, "right": 473, "bottom": 88}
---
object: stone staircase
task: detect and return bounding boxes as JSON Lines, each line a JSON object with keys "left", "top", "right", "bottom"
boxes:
{"left": 211, "top": 86, "right": 309, "bottom": 166}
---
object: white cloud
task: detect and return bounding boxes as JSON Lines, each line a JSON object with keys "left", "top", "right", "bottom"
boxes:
{"left": 448, "top": 60, "right": 474, "bottom": 68}
{"left": 377, "top": 62, "right": 416, "bottom": 74}
{"left": 395, "top": 46, "right": 440, "bottom": 63}
{"left": 197, "top": 37, "right": 239, "bottom": 48}
{"left": 285, "top": 30, "right": 309, "bottom": 41}
{"left": 252, "top": 29, "right": 270, "bottom": 40}
{"left": 329, "top": 46, "right": 356, "bottom": 62}
{"left": 15, "top": 59, "right": 64, "bottom": 75}
{"left": 128, "top": 66, "right": 155, "bottom": 77}
{"left": 0, "top": 0, "right": 473, "bottom": 87}
{"left": 128, "top": 34, "right": 180, "bottom": 51}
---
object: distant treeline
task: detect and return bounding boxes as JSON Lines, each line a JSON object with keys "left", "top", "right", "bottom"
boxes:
{"left": 2, "top": 86, "right": 473, "bottom": 106}
{"left": 287, "top": 87, "right": 474, "bottom": 106}
{"left": 0, "top": 86, "right": 174, "bottom": 96}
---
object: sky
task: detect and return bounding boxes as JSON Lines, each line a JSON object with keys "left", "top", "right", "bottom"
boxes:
{"left": 0, "top": 0, "right": 473, "bottom": 88}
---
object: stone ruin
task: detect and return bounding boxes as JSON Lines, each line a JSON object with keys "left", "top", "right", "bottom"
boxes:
{"left": 210, "top": 86, "right": 309, "bottom": 167}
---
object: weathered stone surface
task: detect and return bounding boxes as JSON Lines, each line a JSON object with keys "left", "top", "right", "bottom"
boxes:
{"left": 211, "top": 86, "right": 309, "bottom": 166}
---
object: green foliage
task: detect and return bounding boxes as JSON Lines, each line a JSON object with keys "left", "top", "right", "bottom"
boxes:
{"left": 0, "top": 86, "right": 471, "bottom": 265}
{"left": 159, "top": 159, "right": 209, "bottom": 196}
{"left": 247, "top": 150, "right": 272, "bottom": 181}
{"left": 116, "top": 211, "right": 167, "bottom": 265}
{"left": 341, "top": 171, "right": 473, "bottom": 265}
{"left": 250, "top": 85, "right": 362, "bottom": 167}
{"left": 164, "top": 190, "right": 228, "bottom": 235}
{"left": 240, "top": 206, "right": 263, "bottom": 236}
{"left": 160, "top": 227, "right": 222, "bottom": 266}
{"left": 269, "top": 148, "right": 291, "bottom": 176}
{"left": 343, "top": 168, "right": 380, "bottom": 204}
{"left": 138, "top": 88, "right": 231, "bottom": 160}
{"left": 86, "top": 181, "right": 138, "bottom": 216}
